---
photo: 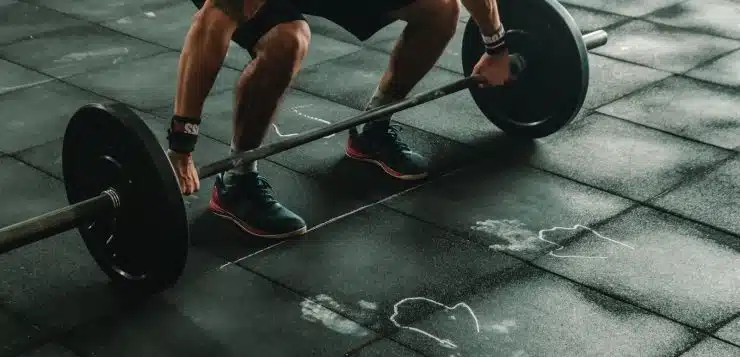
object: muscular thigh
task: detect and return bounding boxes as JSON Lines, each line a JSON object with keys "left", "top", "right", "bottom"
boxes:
{"left": 192, "top": 0, "right": 306, "bottom": 55}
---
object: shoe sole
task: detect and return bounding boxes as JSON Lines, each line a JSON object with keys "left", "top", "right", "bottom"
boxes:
{"left": 209, "top": 200, "right": 308, "bottom": 239}
{"left": 345, "top": 147, "right": 428, "bottom": 181}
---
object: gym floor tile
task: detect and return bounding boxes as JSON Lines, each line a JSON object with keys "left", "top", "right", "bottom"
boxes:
{"left": 65, "top": 265, "right": 376, "bottom": 357}
{"left": 560, "top": 0, "right": 685, "bottom": 17}
{"left": 562, "top": 4, "right": 629, "bottom": 34}
{"left": 597, "top": 75, "right": 740, "bottom": 150}
{"left": 383, "top": 161, "right": 634, "bottom": 261}
{"left": 0, "top": 2, "right": 84, "bottom": 46}
{"left": 99, "top": 2, "right": 197, "bottom": 50}
{"left": 652, "top": 156, "right": 740, "bottom": 236}
{"left": 0, "top": 58, "right": 54, "bottom": 96}
{"left": 24, "top": 0, "right": 180, "bottom": 23}
{"left": 716, "top": 317, "right": 740, "bottom": 345}
{"left": 0, "top": 24, "right": 168, "bottom": 79}
{"left": 533, "top": 206, "right": 740, "bottom": 330}
{"left": 240, "top": 205, "right": 524, "bottom": 334}
{"left": 14, "top": 344, "right": 80, "bottom": 357}
{"left": 0, "top": 157, "right": 68, "bottom": 227}
{"left": 685, "top": 49, "right": 740, "bottom": 88}
{"left": 646, "top": 0, "right": 740, "bottom": 40}
{"left": 19, "top": 82, "right": 128, "bottom": 145}
{"left": 0, "top": 310, "right": 40, "bottom": 357}
{"left": 529, "top": 113, "right": 732, "bottom": 201}
{"left": 303, "top": 15, "right": 406, "bottom": 47}
{"left": 63, "top": 52, "right": 240, "bottom": 110}
{"left": 348, "top": 339, "right": 425, "bottom": 356}
{"left": 591, "top": 19, "right": 740, "bottom": 73}
{"left": 0, "top": 78, "right": 89, "bottom": 159}
{"left": 369, "top": 20, "right": 468, "bottom": 74}
{"left": 293, "top": 48, "right": 459, "bottom": 110}
{"left": 386, "top": 266, "right": 700, "bottom": 357}
{"left": 678, "top": 337, "right": 740, "bottom": 357}
{"left": 583, "top": 54, "right": 671, "bottom": 111}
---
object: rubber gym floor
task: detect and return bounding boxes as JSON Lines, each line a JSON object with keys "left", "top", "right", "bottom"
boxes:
{"left": 1, "top": 0, "right": 739, "bottom": 356}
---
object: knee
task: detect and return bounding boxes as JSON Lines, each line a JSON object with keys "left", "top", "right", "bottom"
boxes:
{"left": 254, "top": 21, "right": 311, "bottom": 75}
{"left": 193, "top": 2, "right": 239, "bottom": 37}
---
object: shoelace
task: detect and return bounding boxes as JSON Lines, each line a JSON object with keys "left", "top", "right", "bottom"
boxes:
{"left": 253, "top": 175, "right": 277, "bottom": 203}
{"left": 228, "top": 173, "right": 277, "bottom": 203}
{"left": 377, "top": 124, "right": 410, "bottom": 152}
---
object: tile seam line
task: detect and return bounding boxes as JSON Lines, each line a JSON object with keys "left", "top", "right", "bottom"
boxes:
{"left": 593, "top": 111, "right": 737, "bottom": 154}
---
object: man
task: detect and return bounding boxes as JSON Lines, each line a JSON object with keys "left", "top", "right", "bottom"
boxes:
{"left": 167, "top": 0, "right": 511, "bottom": 238}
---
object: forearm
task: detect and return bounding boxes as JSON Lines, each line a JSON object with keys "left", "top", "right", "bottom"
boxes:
{"left": 459, "top": 0, "right": 502, "bottom": 36}
{"left": 173, "top": 17, "right": 233, "bottom": 119}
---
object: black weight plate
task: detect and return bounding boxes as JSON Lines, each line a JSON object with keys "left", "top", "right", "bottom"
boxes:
{"left": 462, "top": 0, "right": 589, "bottom": 138}
{"left": 62, "top": 103, "right": 188, "bottom": 295}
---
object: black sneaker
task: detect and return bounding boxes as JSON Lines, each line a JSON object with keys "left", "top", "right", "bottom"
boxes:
{"left": 345, "top": 124, "right": 429, "bottom": 180}
{"left": 208, "top": 172, "right": 307, "bottom": 238}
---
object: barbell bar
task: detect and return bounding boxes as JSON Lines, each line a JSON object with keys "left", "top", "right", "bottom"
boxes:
{"left": 0, "top": 0, "right": 609, "bottom": 294}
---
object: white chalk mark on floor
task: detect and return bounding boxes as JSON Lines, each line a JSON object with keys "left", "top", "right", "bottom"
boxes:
{"left": 488, "top": 318, "right": 516, "bottom": 334}
{"left": 272, "top": 104, "right": 335, "bottom": 139}
{"left": 54, "top": 47, "right": 130, "bottom": 63}
{"left": 538, "top": 224, "right": 635, "bottom": 258}
{"left": 358, "top": 300, "right": 378, "bottom": 310}
{"left": 472, "top": 219, "right": 634, "bottom": 259}
{"left": 300, "top": 294, "right": 369, "bottom": 337}
{"left": 0, "top": 77, "right": 56, "bottom": 95}
{"left": 390, "top": 297, "right": 481, "bottom": 349}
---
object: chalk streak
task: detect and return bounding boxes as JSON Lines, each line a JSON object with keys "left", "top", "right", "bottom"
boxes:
{"left": 272, "top": 104, "right": 335, "bottom": 139}
{"left": 390, "top": 297, "right": 481, "bottom": 349}
{"left": 536, "top": 225, "right": 635, "bottom": 259}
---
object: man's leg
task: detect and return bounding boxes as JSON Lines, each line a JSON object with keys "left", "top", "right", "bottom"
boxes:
{"left": 175, "top": 0, "right": 258, "bottom": 118}
{"left": 209, "top": 19, "right": 311, "bottom": 239}
{"left": 183, "top": 0, "right": 310, "bottom": 238}
{"left": 345, "top": 0, "right": 460, "bottom": 180}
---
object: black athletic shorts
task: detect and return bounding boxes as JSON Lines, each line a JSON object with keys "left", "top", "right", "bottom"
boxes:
{"left": 191, "top": 0, "right": 415, "bottom": 55}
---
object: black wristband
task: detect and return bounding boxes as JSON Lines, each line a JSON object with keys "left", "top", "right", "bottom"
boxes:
{"left": 167, "top": 115, "right": 201, "bottom": 153}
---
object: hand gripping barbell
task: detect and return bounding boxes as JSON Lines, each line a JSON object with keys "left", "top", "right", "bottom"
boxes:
{"left": 0, "top": 0, "right": 608, "bottom": 294}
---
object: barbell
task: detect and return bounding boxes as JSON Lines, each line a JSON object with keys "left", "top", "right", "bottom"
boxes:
{"left": 0, "top": 0, "right": 608, "bottom": 294}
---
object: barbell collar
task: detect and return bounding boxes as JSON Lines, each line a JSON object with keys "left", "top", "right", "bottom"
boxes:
{"left": 0, "top": 189, "right": 119, "bottom": 254}
{"left": 583, "top": 30, "right": 608, "bottom": 50}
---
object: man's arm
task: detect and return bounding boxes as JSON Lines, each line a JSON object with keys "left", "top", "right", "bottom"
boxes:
{"left": 459, "top": 0, "right": 501, "bottom": 35}
{"left": 459, "top": 0, "right": 506, "bottom": 54}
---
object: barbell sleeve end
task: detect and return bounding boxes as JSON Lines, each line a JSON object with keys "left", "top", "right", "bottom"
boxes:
{"left": 583, "top": 30, "right": 608, "bottom": 51}
{"left": 0, "top": 191, "right": 117, "bottom": 254}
